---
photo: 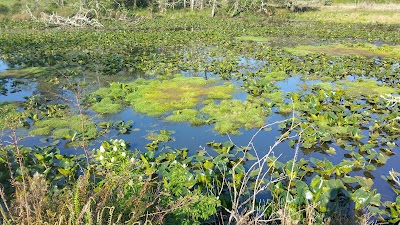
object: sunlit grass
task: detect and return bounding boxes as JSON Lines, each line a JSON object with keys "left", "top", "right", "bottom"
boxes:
{"left": 294, "top": 3, "right": 400, "bottom": 24}
{"left": 285, "top": 43, "right": 400, "bottom": 57}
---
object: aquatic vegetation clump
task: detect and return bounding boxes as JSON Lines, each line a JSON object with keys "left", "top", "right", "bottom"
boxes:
{"left": 0, "top": 102, "right": 23, "bottom": 129}
{"left": 91, "top": 97, "right": 123, "bottom": 114}
{"left": 30, "top": 115, "right": 98, "bottom": 140}
{"left": 337, "top": 79, "right": 398, "bottom": 97}
{"left": 90, "top": 75, "right": 235, "bottom": 116}
{"left": 284, "top": 43, "right": 400, "bottom": 58}
{"left": 261, "top": 71, "right": 287, "bottom": 82}
{"left": 235, "top": 36, "right": 270, "bottom": 43}
{"left": 146, "top": 130, "right": 174, "bottom": 142}
{"left": 201, "top": 100, "right": 268, "bottom": 134}
{"left": 0, "top": 67, "right": 49, "bottom": 78}
{"left": 165, "top": 109, "right": 206, "bottom": 126}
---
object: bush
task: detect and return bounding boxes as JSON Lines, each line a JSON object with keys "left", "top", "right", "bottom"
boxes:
{"left": 0, "top": 4, "right": 10, "bottom": 14}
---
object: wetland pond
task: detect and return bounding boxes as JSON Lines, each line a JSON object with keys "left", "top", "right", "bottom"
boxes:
{"left": 1, "top": 18, "right": 400, "bottom": 219}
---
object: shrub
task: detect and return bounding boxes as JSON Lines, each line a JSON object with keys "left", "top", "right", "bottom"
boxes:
{"left": 0, "top": 4, "right": 10, "bottom": 14}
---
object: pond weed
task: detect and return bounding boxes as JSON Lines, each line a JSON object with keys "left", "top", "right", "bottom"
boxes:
{"left": 285, "top": 43, "right": 400, "bottom": 58}
{"left": 201, "top": 99, "right": 267, "bottom": 134}
{"left": 90, "top": 75, "right": 234, "bottom": 117}
{"left": 338, "top": 78, "right": 398, "bottom": 97}
{"left": 165, "top": 109, "right": 206, "bottom": 125}
{"left": 91, "top": 97, "right": 123, "bottom": 114}
{"left": 30, "top": 115, "right": 98, "bottom": 140}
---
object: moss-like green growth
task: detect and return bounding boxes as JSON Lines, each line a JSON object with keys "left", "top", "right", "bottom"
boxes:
{"left": 165, "top": 109, "right": 206, "bottom": 126}
{"left": 91, "top": 75, "right": 235, "bottom": 117}
{"left": 201, "top": 100, "right": 267, "bottom": 134}
{"left": 263, "top": 91, "right": 284, "bottom": 104}
{"left": 261, "top": 71, "right": 287, "bottom": 82}
{"left": 30, "top": 115, "right": 98, "bottom": 140}
{"left": 0, "top": 102, "right": 22, "bottom": 129}
{"left": 52, "top": 128, "right": 72, "bottom": 139}
{"left": 320, "top": 76, "right": 335, "bottom": 82}
{"left": 146, "top": 130, "right": 174, "bottom": 142}
{"left": 0, "top": 67, "right": 50, "bottom": 78}
{"left": 29, "top": 126, "right": 52, "bottom": 136}
{"left": 337, "top": 79, "right": 398, "bottom": 96}
{"left": 235, "top": 36, "right": 270, "bottom": 42}
{"left": 312, "top": 82, "right": 334, "bottom": 91}
{"left": 284, "top": 43, "right": 400, "bottom": 58}
{"left": 91, "top": 97, "right": 123, "bottom": 114}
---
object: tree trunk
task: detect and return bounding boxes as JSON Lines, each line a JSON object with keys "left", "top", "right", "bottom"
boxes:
{"left": 231, "top": 0, "right": 239, "bottom": 17}
{"left": 191, "top": 0, "right": 195, "bottom": 11}
{"left": 184, "top": 0, "right": 187, "bottom": 8}
{"left": 211, "top": 0, "right": 217, "bottom": 17}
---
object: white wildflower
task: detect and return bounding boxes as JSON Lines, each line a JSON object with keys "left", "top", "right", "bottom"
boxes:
{"left": 120, "top": 142, "right": 126, "bottom": 147}
{"left": 111, "top": 157, "right": 115, "bottom": 163}
{"left": 99, "top": 155, "right": 104, "bottom": 161}
{"left": 121, "top": 152, "right": 126, "bottom": 157}
{"left": 305, "top": 191, "right": 313, "bottom": 200}
{"left": 100, "top": 146, "right": 105, "bottom": 153}
{"left": 113, "top": 146, "right": 118, "bottom": 151}
{"left": 130, "top": 157, "right": 135, "bottom": 163}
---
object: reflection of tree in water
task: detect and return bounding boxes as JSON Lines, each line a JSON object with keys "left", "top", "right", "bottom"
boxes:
{"left": 325, "top": 187, "right": 356, "bottom": 225}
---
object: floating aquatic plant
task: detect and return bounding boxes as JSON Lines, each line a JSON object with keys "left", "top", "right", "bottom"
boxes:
{"left": 337, "top": 79, "right": 398, "bottom": 97}
{"left": 91, "top": 97, "right": 123, "bottom": 114}
{"left": 165, "top": 109, "right": 206, "bottom": 126}
{"left": 30, "top": 115, "right": 98, "bottom": 140}
{"left": 201, "top": 99, "right": 267, "bottom": 134}
{"left": 146, "top": 129, "right": 174, "bottom": 142}
{"left": 90, "top": 75, "right": 234, "bottom": 117}
{"left": 0, "top": 67, "right": 50, "bottom": 78}
{"left": 284, "top": 43, "right": 400, "bottom": 58}
{"left": 235, "top": 36, "right": 270, "bottom": 43}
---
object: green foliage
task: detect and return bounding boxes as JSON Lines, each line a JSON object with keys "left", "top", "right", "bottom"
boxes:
{"left": 30, "top": 115, "right": 98, "bottom": 141}
{"left": 235, "top": 35, "right": 270, "bottom": 42}
{"left": 146, "top": 129, "right": 174, "bottom": 142}
{"left": 0, "top": 4, "right": 9, "bottom": 14}
{"left": 0, "top": 102, "right": 25, "bottom": 130}
{"left": 165, "top": 109, "right": 205, "bottom": 125}
{"left": 88, "top": 75, "right": 234, "bottom": 117}
{"left": 337, "top": 78, "right": 398, "bottom": 96}
{"left": 0, "top": 144, "right": 81, "bottom": 195}
{"left": 285, "top": 43, "right": 400, "bottom": 57}
{"left": 201, "top": 99, "right": 268, "bottom": 134}
{"left": 91, "top": 97, "right": 123, "bottom": 114}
